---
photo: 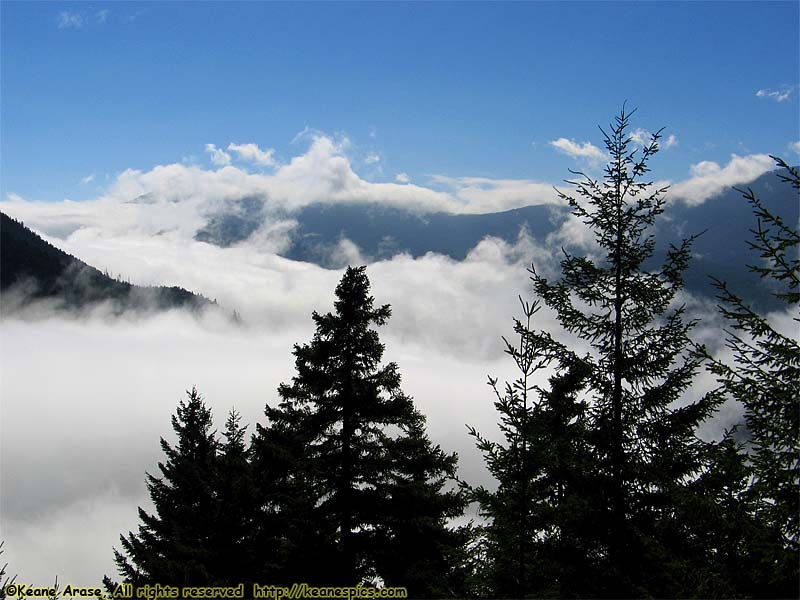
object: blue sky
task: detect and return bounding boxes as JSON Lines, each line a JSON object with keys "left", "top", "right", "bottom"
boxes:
{"left": 1, "top": 1, "right": 798, "bottom": 203}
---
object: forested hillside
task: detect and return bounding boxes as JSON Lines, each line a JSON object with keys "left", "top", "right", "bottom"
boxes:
{"left": 1, "top": 212, "right": 216, "bottom": 314}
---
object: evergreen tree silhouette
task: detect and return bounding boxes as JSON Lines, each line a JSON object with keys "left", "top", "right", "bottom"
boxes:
{"left": 703, "top": 157, "right": 799, "bottom": 596}
{"left": 376, "top": 409, "right": 470, "bottom": 597}
{"left": 105, "top": 387, "right": 219, "bottom": 586}
{"left": 211, "top": 409, "right": 258, "bottom": 585}
{"left": 252, "top": 266, "right": 466, "bottom": 594}
{"left": 466, "top": 300, "right": 601, "bottom": 597}
{"left": 472, "top": 108, "right": 725, "bottom": 597}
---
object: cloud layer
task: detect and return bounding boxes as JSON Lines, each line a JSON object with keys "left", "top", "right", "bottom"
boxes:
{"left": 0, "top": 129, "right": 785, "bottom": 587}
{"left": 1, "top": 222, "right": 759, "bottom": 587}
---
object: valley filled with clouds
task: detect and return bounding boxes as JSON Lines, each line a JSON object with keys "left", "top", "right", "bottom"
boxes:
{"left": 2, "top": 1, "right": 798, "bottom": 591}
{"left": 2, "top": 132, "right": 791, "bottom": 585}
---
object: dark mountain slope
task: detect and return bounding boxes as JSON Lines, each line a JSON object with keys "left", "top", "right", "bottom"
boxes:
{"left": 282, "top": 169, "right": 797, "bottom": 309}
{"left": 657, "top": 168, "right": 799, "bottom": 309}
{"left": 284, "top": 202, "right": 555, "bottom": 265}
{"left": 1, "top": 212, "right": 215, "bottom": 314}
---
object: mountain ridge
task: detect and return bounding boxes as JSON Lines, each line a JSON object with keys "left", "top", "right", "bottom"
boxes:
{"left": 1, "top": 212, "right": 217, "bottom": 316}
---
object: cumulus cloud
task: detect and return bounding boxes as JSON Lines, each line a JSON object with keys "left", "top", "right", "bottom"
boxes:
{"left": 205, "top": 143, "right": 231, "bottom": 167}
{"left": 3, "top": 135, "right": 776, "bottom": 259}
{"left": 669, "top": 153, "right": 775, "bottom": 205}
{"left": 23, "top": 134, "right": 503, "bottom": 216}
{"left": 57, "top": 11, "right": 84, "bottom": 29}
{"left": 227, "top": 142, "right": 277, "bottom": 167}
{"left": 756, "top": 87, "right": 793, "bottom": 102}
{"left": 549, "top": 138, "right": 607, "bottom": 166}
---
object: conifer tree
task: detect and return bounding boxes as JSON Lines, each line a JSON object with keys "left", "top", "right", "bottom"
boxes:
{"left": 252, "top": 266, "right": 466, "bottom": 594}
{"left": 106, "top": 387, "right": 219, "bottom": 586}
{"left": 704, "top": 157, "right": 799, "bottom": 595}
{"left": 474, "top": 108, "right": 724, "bottom": 597}
{"left": 211, "top": 409, "right": 257, "bottom": 585}
{"left": 466, "top": 300, "right": 600, "bottom": 598}
{"left": 376, "top": 409, "right": 470, "bottom": 598}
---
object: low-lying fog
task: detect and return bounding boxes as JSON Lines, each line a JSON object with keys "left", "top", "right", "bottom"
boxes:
{"left": 1, "top": 140, "right": 785, "bottom": 586}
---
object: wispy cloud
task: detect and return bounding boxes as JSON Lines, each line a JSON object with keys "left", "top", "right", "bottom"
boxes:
{"left": 665, "top": 134, "right": 678, "bottom": 149}
{"left": 57, "top": 10, "right": 110, "bottom": 29}
{"left": 629, "top": 128, "right": 650, "bottom": 146}
{"left": 204, "top": 143, "right": 231, "bottom": 167}
{"left": 755, "top": 86, "right": 794, "bottom": 102}
{"left": 57, "top": 11, "right": 84, "bottom": 29}
{"left": 227, "top": 143, "right": 276, "bottom": 167}
{"left": 365, "top": 153, "right": 381, "bottom": 164}
{"left": 548, "top": 138, "right": 606, "bottom": 166}
{"left": 125, "top": 9, "right": 147, "bottom": 23}
{"left": 629, "top": 128, "right": 677, "bottom": 150}
{"left": 790, "top": 141, "right": 800, "bottom": 154}
{"left": 81, "top": 174, "right": 95, "bottom": 185}
{"left": 431, "top": 175, "right": 563, "bottom": 211}
{"left": 395, "top": 172, "right": 410, "bottom": 183}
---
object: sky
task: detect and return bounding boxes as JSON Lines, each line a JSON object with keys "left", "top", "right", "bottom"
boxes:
{"left": 1, "top": 1, "right": 798, "bottom": 203}
{"left": 0, "top": 0, "right": 799, "bottom": 590}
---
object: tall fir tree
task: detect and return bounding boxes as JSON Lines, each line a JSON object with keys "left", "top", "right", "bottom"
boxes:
{"left": 467, "top": 300, "right": 601, "bottom": 598}
{"left": 703, "top": 157, "right": 799, "bottom": 596}
{"left": 105, "top": 387, "right": 220, "bottom": 587}
{"left": 474, "top": 108, "right": 725, "bottom": 597}
{"left": 252, "top": 266, "right": 467, "bottom": 595}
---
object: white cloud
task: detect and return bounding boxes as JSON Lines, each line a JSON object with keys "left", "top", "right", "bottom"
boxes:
{"left": 395, "top": 172, "right": 410, "bottom": 183}
{"left": 790, "top": 141, "right": 800, "bottom": 154}
{"left": 227, "top": 142, "right": 277, "bottom": 167}
{"left": 549, "top": 138, "right": 606, "bottom": 166}
{"left": 629, "top": 128, "right": 650, "bottom": 146}
{"left": 57, "top": 11, "right": 84, "bottom": 29}
{"left": 0, "top": 210, "right": 563, "bottom": 585}
{"left": 58, "top": 134, "right": 480, "bottom": 215}
{"left": 547, "top": 211, "right": 599, "bottom": 255}
{"left": 629, "top": 128, "right": 677, "bottom": 150}
{"left": 81, "top": 174, "right": 95, "bottom": 184}
{"left": 669, "top": 154, "right": 775, "bottom": 205}
{"left": 204, "top": 143, "right": 231, "bottom": 167}
{"left": 365, "top": 153, "right": 381, "bottom": 164}
{"left": 95, "top": 9, "right": 109, "bottom": 23}
{"left": 432, "top": 175, "right": 564, "bottom": 212}
{"left": 756, "top": 87, "right": 793, "bottom": 102}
